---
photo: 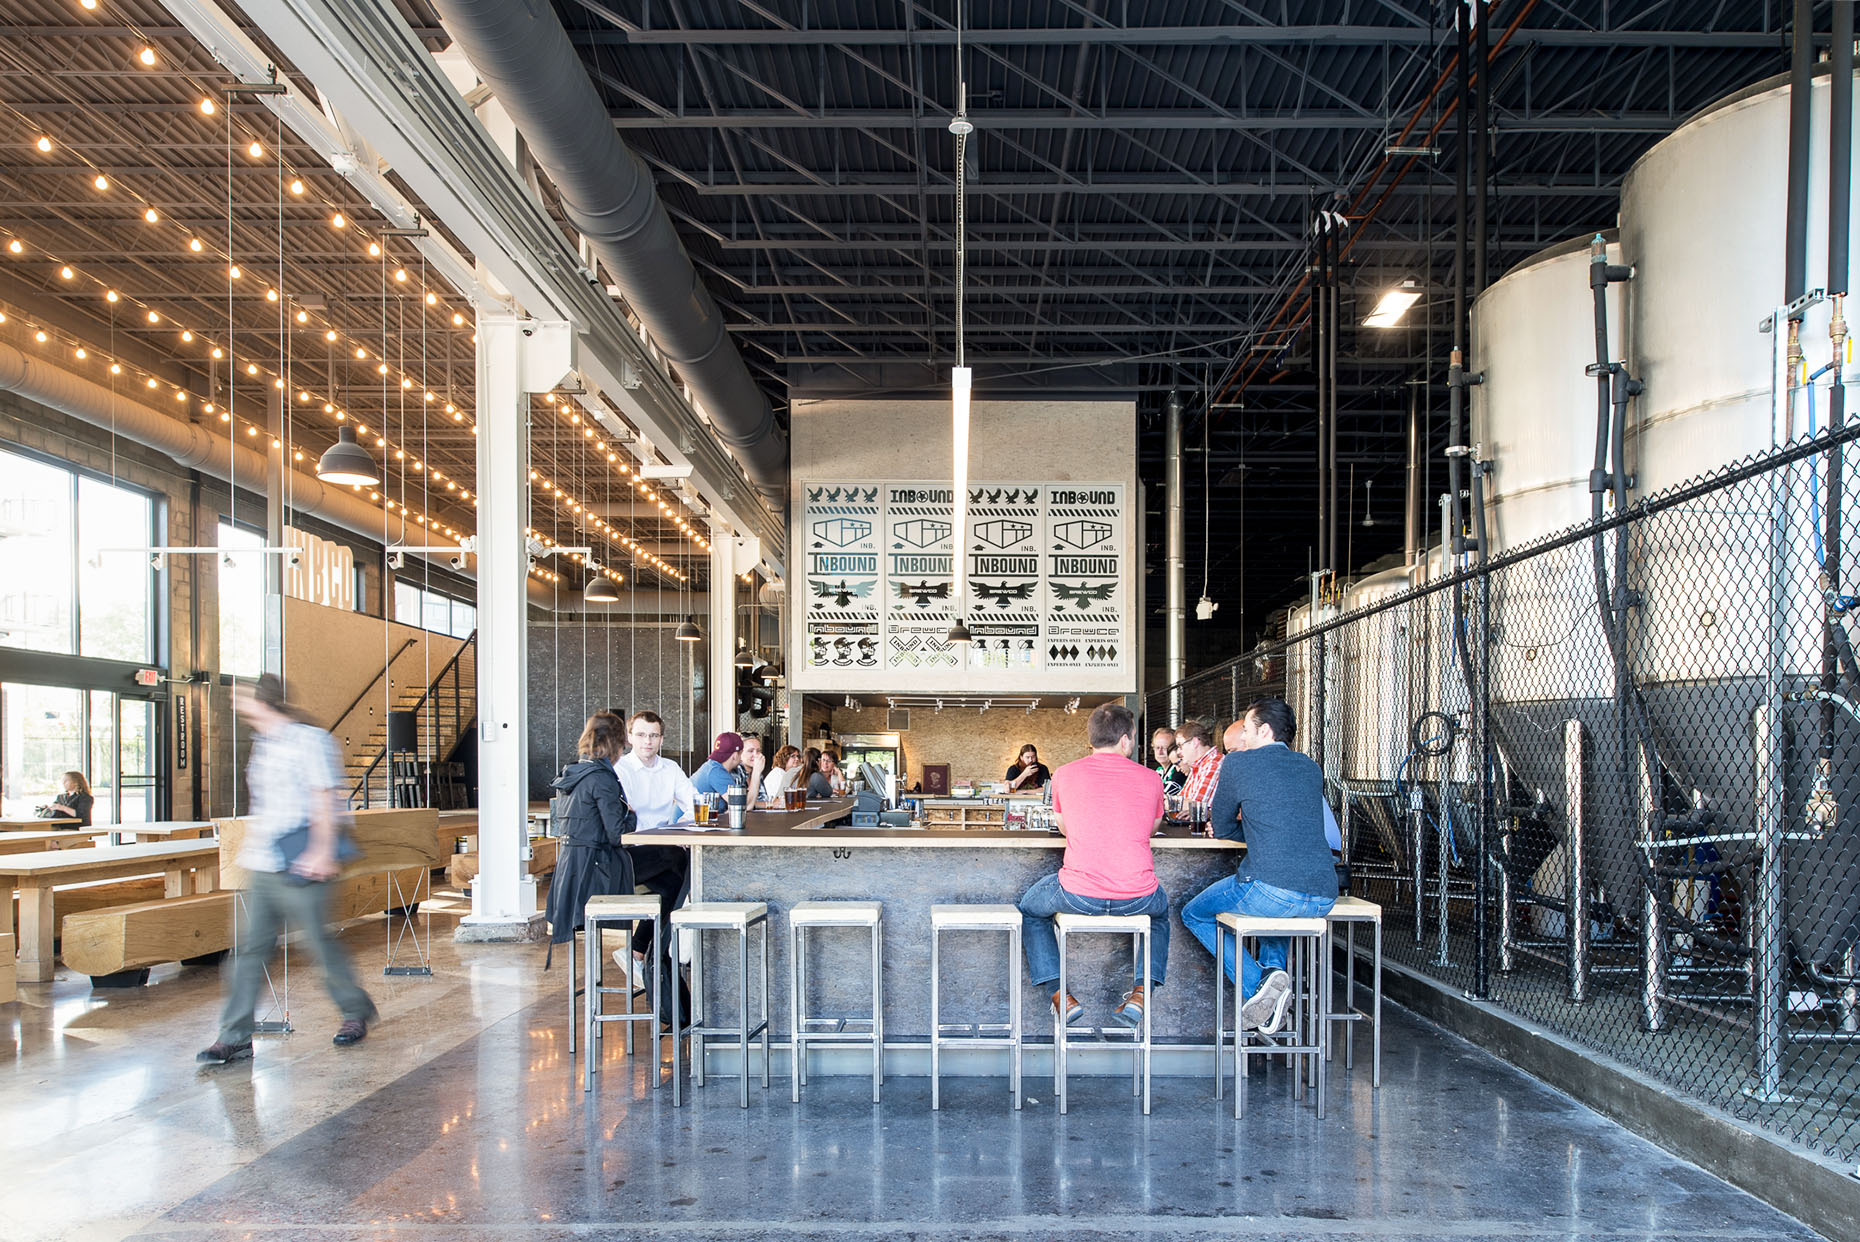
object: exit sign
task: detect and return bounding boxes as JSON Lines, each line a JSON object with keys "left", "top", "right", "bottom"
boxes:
{"left": 133, "top": 669, "right": 160, "bottom": 687}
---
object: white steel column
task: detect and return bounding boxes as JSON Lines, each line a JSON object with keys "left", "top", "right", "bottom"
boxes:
{"left": 709, "top": 524, "right": 735, "bottom": 743}
{"left": 460, "top": 313, "right": 541, "bottom": 939}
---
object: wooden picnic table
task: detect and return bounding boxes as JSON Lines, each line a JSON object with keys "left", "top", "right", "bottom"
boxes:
{"left": 0, "top": 841, "right": 220, "bottom": 983}
{"left": 95, "top": 821, "right": 215, "bottom": 846}
{"left": 0, "top": 817, "right": 71, "bottom": 832}
{"left": 0, "top": 831, "right": 99, "bottom": 857}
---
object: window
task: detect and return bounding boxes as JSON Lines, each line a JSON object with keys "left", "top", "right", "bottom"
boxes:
{"left": 0, "top": 447, "right": 155, "bottom": 662}
{"left": 217, "top": 522, "right": 265, "bottom": 677}
{"left": 396, "top": 580, "right": 475, "bottom": 638}
{"left": 0, "top": 684, "right": 84, "bottom": 818}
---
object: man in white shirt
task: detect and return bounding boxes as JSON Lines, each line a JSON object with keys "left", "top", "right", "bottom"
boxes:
{"left": 611, "top": 710, "right": 694, "bottom": 1018}
{"left": 616, "top": 710, "right": 697, "bottom": 830}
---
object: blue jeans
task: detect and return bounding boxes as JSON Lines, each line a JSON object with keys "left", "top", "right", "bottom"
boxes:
{"left": 1018, "top": 872, "right": 1170, "bottom": 990}
{"left": 1181, "top": 875, "right": 1335, "bottom": 999}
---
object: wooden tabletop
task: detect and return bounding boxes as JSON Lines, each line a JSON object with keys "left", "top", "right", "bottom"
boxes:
{"left": 0, "top": 831, "right": 99, "bottom": 855}
{"left": 98, "top": 821, "right": 214, "bottom": 838}
{"left": 0, "top": 839, "right": 218, "bottom": 879}
{"left": 0, "top": 818, "right": 76, "bottom": 832}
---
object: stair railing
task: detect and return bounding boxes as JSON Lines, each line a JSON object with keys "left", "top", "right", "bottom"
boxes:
{"left": 349, "top": 630, "right": 477, "bottom": 808}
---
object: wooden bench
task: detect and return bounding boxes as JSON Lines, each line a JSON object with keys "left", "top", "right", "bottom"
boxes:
{"left": 61, "top": 864, "right": 431, "bottom": 983}
{"left": 0, "top": 841, "right": 220, "bottom": 982}
{"left": 0, "top": 830, "right": 99, "bottom": 857}
{"left": 446, "top": 834, "right": 558, "bottom": 890}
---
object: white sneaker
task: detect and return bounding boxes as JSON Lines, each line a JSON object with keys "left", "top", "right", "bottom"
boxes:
{"left": 611, "top": 949, "right": 646, "bottom": 988}
{"left": 677, "top": 929, "right": 693, "bottom": 966}
{"left": 1240, "top": 969, "right": 1291, "bottom": 1031}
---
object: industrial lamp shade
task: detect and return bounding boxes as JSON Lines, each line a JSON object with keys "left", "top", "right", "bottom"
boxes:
{"left": 733, "top": 643, "right": 756, "bottom": 668}
{"left": 675, "top": 615, "right": 702, "bottom": 642}
{"left": 315, "top": 425, "right": 381, "bottom": 486}
{"left": 946, "top": 617, "right": 973, "bottom": 644}
{"left": 583, "top": 574, "right": 620, "bottom": 604}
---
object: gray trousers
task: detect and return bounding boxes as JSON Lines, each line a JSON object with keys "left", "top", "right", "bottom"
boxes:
{"left": 218, "top": 869, "right": 376, "bottom": 1045}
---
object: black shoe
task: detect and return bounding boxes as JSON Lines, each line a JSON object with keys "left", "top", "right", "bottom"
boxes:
{"left": 332, "top": 1018, "right": 368, "bottom": 1046}
{"left": 196, "top": 1041, "right": 252, "bottom": 1065}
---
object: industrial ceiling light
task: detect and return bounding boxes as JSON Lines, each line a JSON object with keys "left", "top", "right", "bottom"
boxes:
{"left": 945, "top": 23, "right": 975, "bottom": 649}
{"left": 583, "top": 572, "right": 620, "bottom": 604}
{"left": 674, "top": 615, "right": 702, "bottom": 642}
{"left": 1194, "top": 595, "right": 1219, "bottom": 621}
{"left": 1363, "top": 280, "right": 1421, "bottom": 329}
{"left": 315, "top": 425, "right": 380, "bottom": 486}
{"left": 733, "top": 641, "right": 755, "bottom": 669}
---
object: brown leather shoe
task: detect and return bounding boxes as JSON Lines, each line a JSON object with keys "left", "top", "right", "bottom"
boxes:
{"left": 1051, "top": 991, "right": 1084, "bottom": 1026}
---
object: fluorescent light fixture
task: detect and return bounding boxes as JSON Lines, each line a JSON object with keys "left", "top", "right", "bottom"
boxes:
{"left": 1364, "top": 280, "right": 1422, "bottom": 328}
{"left": 950, "top": 364, "right": 972, "bottom": 609}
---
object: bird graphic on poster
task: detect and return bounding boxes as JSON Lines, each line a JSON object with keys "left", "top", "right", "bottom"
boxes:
{"left": 1051, "top": 581, "right": 1117, "bottom": 609}
{"left": 970, "top": 580, "right": 1035, "bottom": 608}
{"left": 812, "top": 579, "right": 874, "bottom": 608}
{"left": 895, "top": 580, "right": 951, "bottom": 607}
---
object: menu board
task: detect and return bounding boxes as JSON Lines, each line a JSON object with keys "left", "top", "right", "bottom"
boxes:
{"left": 796, "top": 479, "right": 1130, "bottom": 688}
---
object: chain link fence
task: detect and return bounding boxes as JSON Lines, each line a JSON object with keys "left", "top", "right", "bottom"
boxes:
{"left": 1149, "top": 425, "right": 1860, "bottom": 1166}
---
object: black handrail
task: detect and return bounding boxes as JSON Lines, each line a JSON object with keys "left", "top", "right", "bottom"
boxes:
{"left": 350, "top": 631, "right": 477, "bottom": 808}
{"left": 328, "top": 637, "right": 418, "bottom": 737}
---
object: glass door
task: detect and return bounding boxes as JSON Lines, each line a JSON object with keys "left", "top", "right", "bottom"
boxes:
{"left": 0, "top": 683, "right": 85, "bottom": 818}
{"left": 117, "top": 697, "right": 158, "bottom": 824}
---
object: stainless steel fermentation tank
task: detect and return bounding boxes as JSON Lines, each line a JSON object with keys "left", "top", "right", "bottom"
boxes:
{"left": 1470, "top": 236, "right": 1639, "bottom": 914}
{"left": 1621, "top": 68, "right": 1860, "bottom": 974}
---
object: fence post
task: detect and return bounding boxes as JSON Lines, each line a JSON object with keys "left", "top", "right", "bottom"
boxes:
{"left": 1565, "top": 719, "right": 1589, "bottom": 1003}
{"left": 1473, "top": 566, "right": 1493, "bottom": 997}
{"left": 1751, "top": 701, "right": 1786, "bottom": 1100}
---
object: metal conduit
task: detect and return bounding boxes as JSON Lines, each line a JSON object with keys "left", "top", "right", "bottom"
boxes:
{"left": 430, "top": 0, "right": 787, "bottom": 502}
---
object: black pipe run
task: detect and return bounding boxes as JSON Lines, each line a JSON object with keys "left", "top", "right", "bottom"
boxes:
{"left": 1822, "top": 3, "right": 1853, "bottom": 775}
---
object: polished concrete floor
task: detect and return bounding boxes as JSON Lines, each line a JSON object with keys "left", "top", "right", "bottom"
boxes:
{"left": 0, "top": 912, "right": 1826, "bottom": 1242}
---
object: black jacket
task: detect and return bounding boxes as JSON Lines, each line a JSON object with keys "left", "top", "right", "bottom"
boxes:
{"left": 543, "top": 758, "right": 637, "bottom": 945}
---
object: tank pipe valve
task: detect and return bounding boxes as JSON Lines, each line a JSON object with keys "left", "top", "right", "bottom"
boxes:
{"left": 1805, "top": 758, "right": 1838, "bottom": 838}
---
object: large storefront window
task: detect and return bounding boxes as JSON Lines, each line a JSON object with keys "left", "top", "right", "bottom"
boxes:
{"left": 0, "top": 684, "right": 160, "bottom": 822}
{"left": 217, "top": 522, "right": 265, "bottom": 677}
{"left": 395, "top": 579, "right": 475, "bottom": 639}
{"left": 0, "top": 446, "right": 154, "bottom": 662}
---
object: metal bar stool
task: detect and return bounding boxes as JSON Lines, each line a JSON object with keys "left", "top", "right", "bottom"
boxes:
{"left": 1213, "top": 912, "right": 1328, "bottom": 1119}
{"left": 669, "top": 901, "right": 771, "bottom": 1107}
{"left": 581, "top": 894, "right": 663, "bottom": 1092}
{"left": 929, "top": 904, "right": 1023, "bottom": 1111}
{"left": 1326, "top": 896, "right": 1383, "bottom": 1087}
{"left": 1053, "top": 912, "right": 1152, "bottom": 1115}
{"left": 789, "top": 900, "right": 884, "bottom": 1103}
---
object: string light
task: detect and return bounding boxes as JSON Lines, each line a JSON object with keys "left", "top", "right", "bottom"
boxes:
{"left": 246, "top": 141, "right": 264, "bottom": 159}
{"left": 143, "top": 207, "right": 158, "bottom": 223}
{"left": 198, "top": 98, "right": 215, "bottom": 116}
{"left": 35, "top": 136, "right": 52, "bottom": 153}
{"left": 92, "top": 175, "right": 108, "bottom": 191}
{"left": 137, "top": 47, "right": 156, "bottom": 67}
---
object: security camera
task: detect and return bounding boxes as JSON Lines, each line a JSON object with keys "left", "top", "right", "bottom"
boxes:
{"left": 448, "top": 553, "right": 468, "bottom": 570}
{"left": 287, "top": 551, "right": 301, "bottom": 568}
{"left": 525, "top": 535, "right": 550, "bottom": 558}
{"left": 149, "top": 553, "right": 166, "bottom": 571}
{"left": 520, "top": 325, "right": 535, "bottom": 337}
{"left": 387, "top": 551, "right": 406, "bottom": 571}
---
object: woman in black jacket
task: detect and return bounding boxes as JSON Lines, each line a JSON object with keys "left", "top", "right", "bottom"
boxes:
{"left": 39, "top": 771, "right": 94, "bottom": 827}
{"left": 544, "top": 713, "right": 688, "bottom": 1024}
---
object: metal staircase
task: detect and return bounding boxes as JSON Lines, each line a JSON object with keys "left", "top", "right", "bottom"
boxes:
{"left": 338, "top": 633, "right": 477, "bottom": 809}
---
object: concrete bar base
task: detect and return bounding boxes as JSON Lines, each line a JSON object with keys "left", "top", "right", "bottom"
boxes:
{"left": 454, "top": 912, "right": 549, "bottom": 943}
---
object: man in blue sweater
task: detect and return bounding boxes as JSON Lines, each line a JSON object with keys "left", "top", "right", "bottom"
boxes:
{"left": 1181, "top": 696, "right": 1338, "bottom": 1034}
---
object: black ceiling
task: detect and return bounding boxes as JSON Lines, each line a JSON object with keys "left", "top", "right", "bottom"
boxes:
{"left": 551, "top": 0, "right": 1797, "bottom": 661}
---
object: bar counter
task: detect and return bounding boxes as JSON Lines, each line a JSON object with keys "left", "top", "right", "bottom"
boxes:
{"left": 636, "top": 799, "right": 1242, "bottom": 1064}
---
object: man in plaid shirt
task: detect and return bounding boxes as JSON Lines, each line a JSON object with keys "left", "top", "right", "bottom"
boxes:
{"left": 1177, "top": 720, "right": 1223, "bottom": 806}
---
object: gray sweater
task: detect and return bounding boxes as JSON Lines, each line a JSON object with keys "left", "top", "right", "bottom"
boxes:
{"left": 1208, "top": 742, "right": 1338, "bottom": 897}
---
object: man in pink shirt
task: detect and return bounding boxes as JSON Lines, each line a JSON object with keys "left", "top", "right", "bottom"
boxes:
{"left": 1016, "top": 702, "right": 1169, "bottom": 1028}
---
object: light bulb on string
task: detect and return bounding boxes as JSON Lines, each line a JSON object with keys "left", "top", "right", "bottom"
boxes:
{"left": 35, "top": 136, "right": 52, "bottom": 153}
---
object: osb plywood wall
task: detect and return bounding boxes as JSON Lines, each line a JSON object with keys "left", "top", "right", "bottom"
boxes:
{"left": 824, "top": 704, "right": 1100, "bottom": 791}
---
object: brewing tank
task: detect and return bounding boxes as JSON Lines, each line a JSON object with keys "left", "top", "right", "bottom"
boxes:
{"left": 1337, "top": 565, "right": 1417, "bottom": 784}
{"left": 1619, "top": 67, "right": 1860, "bottom": 964}
{"left": 1285, "top": 598, "right": 1337, "bottom": 775}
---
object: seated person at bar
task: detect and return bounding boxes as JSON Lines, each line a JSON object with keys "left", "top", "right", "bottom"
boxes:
{"left": 1219, "top": 719, "right": 1343, "bottom": 852}
{"left": 1176, "top": 720, "right": 1222, "bottom": 808}
{"left": 37, "top": 771, "right": 94, "bottom": 827}
{"left": 1151, "top": 727, "right": 1185, "bottom": 797}
{"left": 1005, "top": 744, "right": 1051, "bottom": 791}
{"left": 616, "top": 711, "right": 697, "bottom": 829}
{"left": 805, "top": 751, "right": 842, "bottom": 800}
{"left": 735, "top": 734, "right": 767, "bottom": 799}
{"left": 690, "top": 731, "right": 745, "bottom": 798}
{"left": 1016, "top": 703, "right": 1169, "bottom": 1028}
{"left": 762, "top": 745, "right": 804, "bottom": 800}
{"left": 1182, "top": 697, "right": 1338, "bottom": 1034}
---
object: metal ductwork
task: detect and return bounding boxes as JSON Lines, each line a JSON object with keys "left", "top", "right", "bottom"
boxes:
{"left": 0, "top": 340, "right": 407, "bottom": 547}
{"left": 1164, "top": 390, "right": 1186, "bottom": 705}
{"left": 431, "top": 0, "right": 788, "bottom": 504}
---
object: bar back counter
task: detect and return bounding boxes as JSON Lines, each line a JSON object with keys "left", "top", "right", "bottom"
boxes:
{"left": 634, "top": 798, "right": 1243, "bottom": 1079}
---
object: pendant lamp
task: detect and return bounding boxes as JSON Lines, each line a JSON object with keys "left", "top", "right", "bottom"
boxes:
{"left": 675, "top": 615, "right": 702, "bottom": 642}
{"left": 583, "top": 573, "right": 620, "bottom": 604}
{"left": 315, "top": 425, "right": 380, "bottom": 486}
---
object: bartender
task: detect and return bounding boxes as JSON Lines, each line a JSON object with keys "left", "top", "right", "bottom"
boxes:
{"left": 1005, "top": 744, "right": 1051, "bottom": 791}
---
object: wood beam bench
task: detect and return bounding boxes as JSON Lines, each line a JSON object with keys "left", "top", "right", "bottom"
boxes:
{"left": 0, "top": 841, "right": 220, "bottom": 982}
